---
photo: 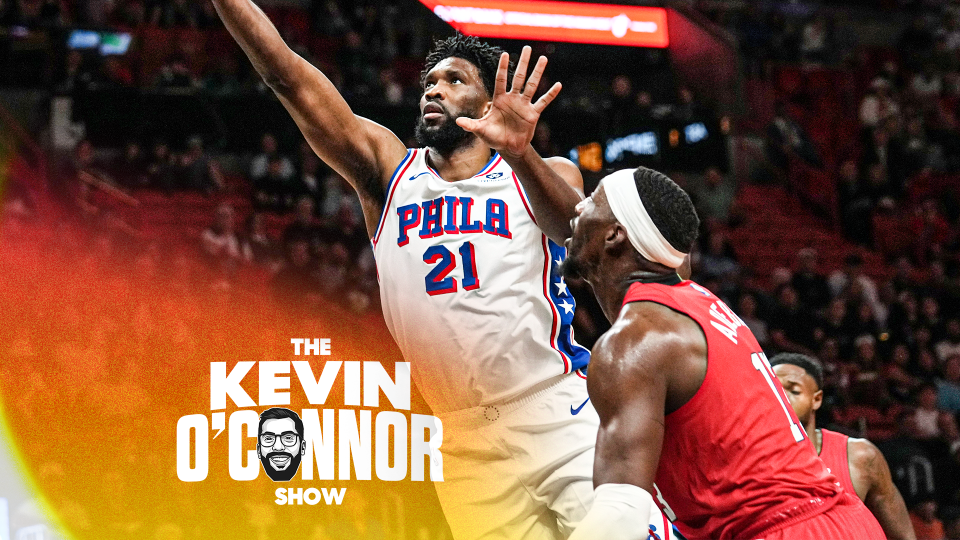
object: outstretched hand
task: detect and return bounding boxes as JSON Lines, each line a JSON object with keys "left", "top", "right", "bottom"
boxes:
{"left": 456, "top": 46, "right": 562, "bottom": 159}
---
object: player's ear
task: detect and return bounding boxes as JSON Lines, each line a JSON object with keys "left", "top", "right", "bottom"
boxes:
{"left": 812, "top": 389, "right": 823, "bottom": 413}
{"left": 481, "top": 100, "right": 493, "bottom": 116}
{"left": 605, "top": 223, "right": 628, "bottom": 253}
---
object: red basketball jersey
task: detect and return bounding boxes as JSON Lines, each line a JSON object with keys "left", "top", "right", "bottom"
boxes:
{"left": 819, "top": 429, "right": 858, "bottom": 498}
{"left": 622, "top": 279, "right": 841, "bottom": 540}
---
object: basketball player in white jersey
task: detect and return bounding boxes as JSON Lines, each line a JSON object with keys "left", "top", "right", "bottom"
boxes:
{"left": 212, "top": 1, "right": 596, "bottom": 537}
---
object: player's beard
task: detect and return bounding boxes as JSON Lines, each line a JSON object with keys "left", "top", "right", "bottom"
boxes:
{"left": 414, "top": 107, "right": 474, "bottom": 153}
{"left": 260, "top": 450, "right": 302, "bottom": 482}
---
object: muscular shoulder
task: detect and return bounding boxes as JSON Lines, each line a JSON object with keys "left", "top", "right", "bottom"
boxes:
{"left": 591, "top": 301, "right": 707, "bottom": 412}
{"left": 543, "top": 156, "right": 584, "bottom": 193}
{"left": 847, "top": 437, "right": 887, "bottom": 483}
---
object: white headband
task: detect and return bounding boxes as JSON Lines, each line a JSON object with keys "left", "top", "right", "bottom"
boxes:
{"left": 602, "top": 169, "right": 687, "bottom": 269}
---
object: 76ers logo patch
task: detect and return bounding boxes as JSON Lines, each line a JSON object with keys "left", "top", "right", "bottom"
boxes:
{"left": 485, "top": 172, "right": 503, "bottom": 179}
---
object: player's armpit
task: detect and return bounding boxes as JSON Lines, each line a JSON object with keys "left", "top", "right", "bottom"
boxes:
{"left": 851, "top": 439, "right": 916, "bottom": 540}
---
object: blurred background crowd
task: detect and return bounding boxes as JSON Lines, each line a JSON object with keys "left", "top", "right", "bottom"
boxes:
{"left": 4, "top": 0, "right": 960, "bottom": 539}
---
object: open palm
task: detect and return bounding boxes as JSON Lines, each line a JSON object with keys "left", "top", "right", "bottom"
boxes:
{"left": 456, "top": 46, "right": 562, "bottom": 159}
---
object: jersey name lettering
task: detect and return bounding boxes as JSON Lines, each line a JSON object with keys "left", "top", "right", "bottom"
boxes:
{"left": 396, "top": 197, "right": 512, "bottom": 246}
{"left": 708, "top": 300, "right": 744, "bottom": 344}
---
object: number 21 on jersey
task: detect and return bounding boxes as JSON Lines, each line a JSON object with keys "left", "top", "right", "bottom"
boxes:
{"left": 752, "top": 351, "right": 806, "bottom": 443}
{"left": 423, "top": 241, "right": 480, "bottom": 295}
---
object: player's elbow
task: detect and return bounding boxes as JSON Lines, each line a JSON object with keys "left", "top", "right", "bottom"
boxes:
{"left": 261, "top": 71, "right": 292, "bottom": 94}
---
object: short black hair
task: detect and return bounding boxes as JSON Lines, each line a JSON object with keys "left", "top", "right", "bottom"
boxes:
{"left": 769, "top": 353, "right": 824, "bottom": 390}
{"left": 421, "top": 34, "right": 512, "bottom": 98}
{"left": 258, "top": 407, "right": 304, "bottom": 438}
{"left": 633, "top": 167, "right": 700, "bottom": 253}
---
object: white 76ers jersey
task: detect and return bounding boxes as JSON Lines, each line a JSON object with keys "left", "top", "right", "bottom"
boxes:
{"left": 372, "top": 149, "right": 590, "bottom": 413}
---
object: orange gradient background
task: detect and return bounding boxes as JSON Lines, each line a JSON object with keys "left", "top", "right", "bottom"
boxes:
{"left": 0, "top": 216, "right": 453, "bottom": 540}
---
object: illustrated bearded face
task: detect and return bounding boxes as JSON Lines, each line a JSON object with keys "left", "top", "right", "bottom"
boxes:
{"left": 257, "top": 417, "right": 305, "bottom": 482}
{"left": 415, "top": 57, "right": 489, "bottom": 153}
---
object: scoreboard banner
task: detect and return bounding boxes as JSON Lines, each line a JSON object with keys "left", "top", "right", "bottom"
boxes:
{"left": 418, "top": 0, "right": 669, "bottom": 48}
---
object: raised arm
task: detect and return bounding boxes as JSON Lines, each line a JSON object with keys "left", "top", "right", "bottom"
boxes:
{"left": 456, "top": 46, "right": 582, "bottom": 244}
{"left": 211, "top": 0, "right": 406, "bottom": 225}
{"left": 569, "top": 302, "right": 705, "bottom": 540}
{"left": 849, "top": 439, "right": 916, "bottom": 540}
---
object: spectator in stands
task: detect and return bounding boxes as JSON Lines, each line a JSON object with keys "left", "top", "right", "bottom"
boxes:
{"left": 886, "top": 342, "right": 923, "bottom": 403}
{"left": 58, "top": 50, "right": 97, "bottom": 94}
{"left": 830, "top": 253, "right": 883, "bottom": 321}
{"left": 240, "top": 212, "right": 275, "bottom": 269}
{"left": 738, "top": 292, "right": 769, "bottom": 348}
{"left": 919, "top": 298, "right": 944, "bottom": 339}
{"left": 910, "top": 200, "right": 953, "bottom": 265}
{"left": 860, "top": 78, "right": 901, "bottom": 129}
{"left": 909, "top": 499, "right": 945, "bottom": 540}
{"left": 111, "top": 141, "right": 146, "bottom": 188}
{"left": 688, "top": 166, "right": 737, "bottom": 226}
{"left": 317, "top": 241, "right": 349, "bottom": 300}
{"left": 292, "top": 150, "right": 324, "bottom": 212}
{"left": 765, "top": 102, "right": 819, "bottom": 181}
{"left": 250, "top": 133, "right": 294, "bottom": 185}
{"left": 378, "top": 67, "right": 405, "bottom": 105}
{"left": 178, "top": 136, "right": 224, "bottom": 194}
{"left": 905, "top": 384, "right": 960, "bottom": 453}
{"left": 146, "top": 139, "right": 175, "bottom": 192}
{"left": 815, "top": 298, "right": 856, "bottom": 358}
{"left": 253, "top": 155, "right": 293, "bottom": 212}
{"left": 935, "top": 319, "right": 960, "bottom": 362}
{"left": 153, "top": 52, "right": 198, "bottom": 90}
{"left": 271, "top": 238, "right": 321, "bottom": 315}
{"left": 944, "top": 507, "right": 960, "bottom": 540}
{"left": 605, "top": 74, "right": 634, "bottom": 136}
{"left": 283, "top": 196, "right": 321, "bottom": 254}
{"left": 792, "top": 248, "right": 831, "bottom": 312}
{"left": 336, "top": 30, "right": 376, "bottom": 99}
{"left": 800, "top": 15, "right": 829, "bottom": 64}
{"left": 837, "top": 159, "right": 875, "bottom": 245}
{"left": 202, "top": 55, "right": 242, "bottom": 96}
{"left": 532, "top": 122, "right": 560, "bottom": 158}
{"left": 698, "top": 232, "right": 739, "bottom": 287}
{"left": 148, "top": 0, "right": 196, "bottom": 28}
{"left": 200, "top": 203, "right": 242, "bottom": 279}
{"left": 769, "top": 283, "right": 816, "bottom": 356}
{"left": 937, "top": 354, "right": 960, "bottom": 414}
{"left": 911, "top": 62, "right": 944, "bottom": 103}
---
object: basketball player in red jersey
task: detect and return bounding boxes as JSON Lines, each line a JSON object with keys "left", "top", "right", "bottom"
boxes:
{"left": 564, "top": 166, "right": 885, "bottom": 540}
{"left": 771, "top": 353, "right": 916, "bottom": 540}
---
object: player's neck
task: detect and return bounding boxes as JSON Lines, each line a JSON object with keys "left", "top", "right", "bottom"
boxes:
{"left": 426, "top": 139, "right": 495, "bottom": 182}
{"left": 595, "top": 260, "right": 671, "bottom": 323}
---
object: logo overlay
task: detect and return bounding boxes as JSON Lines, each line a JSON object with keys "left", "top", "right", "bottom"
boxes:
{"left": 175, "top": 339, "right": 445, "bottom": 505}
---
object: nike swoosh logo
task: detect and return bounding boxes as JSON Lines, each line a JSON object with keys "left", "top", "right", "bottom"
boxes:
{"left": 570, "top": 397, "right": 590, "bottom": 415}
{"left": 409, "top": 172, "right": 430, "bottom": 181}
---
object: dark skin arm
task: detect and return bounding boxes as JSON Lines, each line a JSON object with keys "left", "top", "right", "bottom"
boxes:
{"left": 588, "top": 302, "right": 707, "bottom": 491}
{"left": 457, "top": 47, "right": 583, "bottom": 244}
{"left": 211, "top": 0, "right": 407, "bottom": 237}
{"left": 848, "top": 438, "right": 916, "bottom": 540}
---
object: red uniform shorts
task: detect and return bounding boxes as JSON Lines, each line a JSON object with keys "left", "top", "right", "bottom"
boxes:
{"left": 758, "top": 493, "right": 885, "bottom": 540}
